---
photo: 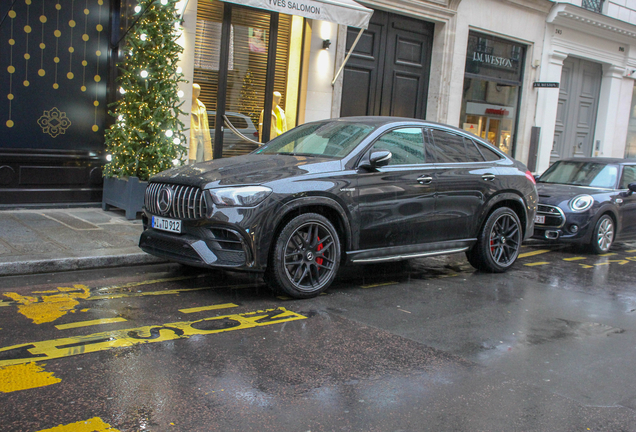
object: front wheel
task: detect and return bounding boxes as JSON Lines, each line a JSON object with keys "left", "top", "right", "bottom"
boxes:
{"left": 589, "top": 214, "right": 614, "bottom": 254}
{"left": 466, "top": 207, "right": 522, "bottom": 273}
{"left": 266, "top": 213, "right": 341, "bottom": 298}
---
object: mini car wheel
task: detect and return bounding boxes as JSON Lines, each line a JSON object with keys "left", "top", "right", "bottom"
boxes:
{"left": 589, "top": 214, "right": 614, "bottom": 254}
{"left": 467, "top": 207, "right": 522, "bottom": 273}
{"left": 267, "top": 213, "right": 341, "bottom": 298}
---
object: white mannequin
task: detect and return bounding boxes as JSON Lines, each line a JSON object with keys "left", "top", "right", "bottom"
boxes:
{"left": 189, "top": 83, "right": 213, "bottom": 163}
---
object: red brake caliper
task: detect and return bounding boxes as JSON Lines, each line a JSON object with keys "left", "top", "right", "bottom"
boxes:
{"left": 316, "top": 236, "right": 323, "bottom": 265}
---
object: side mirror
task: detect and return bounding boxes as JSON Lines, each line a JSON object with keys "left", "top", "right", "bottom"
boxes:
{"left": 629, "top": 182, "right": 636, "bottom": 195}
{"left": 359, "top": 150, "right": 392, "bottom": 170}
{"left": 370, "top": 151, "right": 392, "bottom": 168}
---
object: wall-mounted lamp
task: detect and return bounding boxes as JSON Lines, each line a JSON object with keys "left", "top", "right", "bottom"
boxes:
{"left": 322, "top": 39, "right": 331, "bottom": 50}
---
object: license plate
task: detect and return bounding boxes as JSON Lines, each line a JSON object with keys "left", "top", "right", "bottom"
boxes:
{"left": 534, "top": 215, "right": 545, "bottom": 224}
{"left": 152, "top": 216, "right": 182, "bottom": 233}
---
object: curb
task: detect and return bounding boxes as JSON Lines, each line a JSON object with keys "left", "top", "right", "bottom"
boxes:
{"left": 0, "top": 253, "right": 168, "bottom": 277}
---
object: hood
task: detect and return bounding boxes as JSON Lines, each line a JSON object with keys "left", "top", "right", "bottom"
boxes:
{"left": 536, "top": 182, "right": 610, "bottom": 206}
{"left": 151, "top": 154, "right": 342, "bottom": 188}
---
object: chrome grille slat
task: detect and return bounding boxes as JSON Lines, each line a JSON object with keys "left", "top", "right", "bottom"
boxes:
{"left": 145, "top": 182, "right": 208, "bottom": 220}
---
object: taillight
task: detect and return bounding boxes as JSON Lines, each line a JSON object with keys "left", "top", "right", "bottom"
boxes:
{"left": 525, "top": 170, "right": 536, "bottom": 185}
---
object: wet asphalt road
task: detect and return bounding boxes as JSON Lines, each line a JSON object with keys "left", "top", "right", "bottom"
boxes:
{"left": 2, "top": 242, "right": 636, "bottom": 431}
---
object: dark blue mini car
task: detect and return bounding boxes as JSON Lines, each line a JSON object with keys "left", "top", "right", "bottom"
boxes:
{"left": 532, "top": 158, "right": 636, "bottom": 253}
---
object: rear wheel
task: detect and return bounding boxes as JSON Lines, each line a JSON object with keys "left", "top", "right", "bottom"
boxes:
{"left": 466, "top": 207, "right": 522, "bottom": 273}
{"left": 266, "top": 213, "right": 341, "bottom": 298}
{"left": 589, "top": 214, "right": 614, "bottom": 254}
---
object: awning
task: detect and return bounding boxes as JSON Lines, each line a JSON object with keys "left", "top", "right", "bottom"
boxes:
{"left": 219, "top": 0, "right": 373, "bottom": 29}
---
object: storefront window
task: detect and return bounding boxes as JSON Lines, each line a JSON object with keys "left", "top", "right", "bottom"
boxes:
{"left": 194, "top": 0, "right": 301, "bottom": 158}
{"left": 625, "top": 85, "right": 636, "bottom": 158}
{"left": 461, "top": 32, "right": 525, "bottom": 156}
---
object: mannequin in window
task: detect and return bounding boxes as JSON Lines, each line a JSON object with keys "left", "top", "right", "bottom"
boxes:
{"left": 259, "top": 91, "right": 287, "bottom": 142}
{"left": 189, "top": 83, "right": 213, "bottom": 163}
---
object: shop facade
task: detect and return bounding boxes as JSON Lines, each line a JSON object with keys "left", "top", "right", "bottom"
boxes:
{"left": 534, "top": 2, "right": 636, "bottom": 173}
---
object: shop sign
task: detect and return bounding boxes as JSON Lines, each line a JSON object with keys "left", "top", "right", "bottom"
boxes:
{"left": 466, "top": 102, "right": 515, "bottom": 119}
{"left": 220, "top": 0, "right": 373, "bottom": 29}
{"left": 465, "top": 31, "right": 524, "bottom": 84}
{"left": 533, "top": 82, "right": 559, "bottom": 88}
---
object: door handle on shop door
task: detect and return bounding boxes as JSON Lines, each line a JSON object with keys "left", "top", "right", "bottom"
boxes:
{"left": 417, "top": 176, "right": 433, "bottom": 185}
{"left": 482, "top": 174, "right": 496, "bottom": 181}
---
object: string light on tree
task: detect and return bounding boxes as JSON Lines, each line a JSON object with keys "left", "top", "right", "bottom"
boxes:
{"left": 104, "top": 0, "right": 187, "bottom": 181}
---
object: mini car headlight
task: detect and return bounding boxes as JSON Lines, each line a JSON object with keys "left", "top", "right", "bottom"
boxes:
{"left": 209, "top": 186, "right": 272, "bottom": 207}
{"left": 569, "top": 194, "right": 594, "bottom": 212}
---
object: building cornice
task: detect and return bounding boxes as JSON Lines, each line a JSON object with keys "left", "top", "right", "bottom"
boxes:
{"left": 548, "top": 2, "right": 636, "bottom": 40}
{"left": 357, "top": 0, "right": 456, "bottom": 22}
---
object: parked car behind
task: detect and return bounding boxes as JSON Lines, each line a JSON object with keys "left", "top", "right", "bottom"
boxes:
{"left": 208, "top": 111, "right": 259, "bottom": 158}
{"left": 532, "top": 158, "right": 636, "bottom": 253}
{"left": 139, "top": 117, "right": 538, "bottom": 298}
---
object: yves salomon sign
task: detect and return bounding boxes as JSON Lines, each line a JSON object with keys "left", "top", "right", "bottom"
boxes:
{"left": 219, "top": 0, "right": 373, "bottom": 29}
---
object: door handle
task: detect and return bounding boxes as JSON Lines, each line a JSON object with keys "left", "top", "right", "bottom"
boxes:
{"left": 417, "top": 175, "right": 433, "bottom": 185}
{"left": 482, "top": 174, "right": 496, "bottom": 181}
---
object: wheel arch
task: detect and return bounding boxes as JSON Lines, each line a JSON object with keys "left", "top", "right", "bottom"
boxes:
{"left": 478, "top": 193, "right": 529, "bottom": 239}
{"left": 261, "top": 197, "right": 352, "bottom": 267}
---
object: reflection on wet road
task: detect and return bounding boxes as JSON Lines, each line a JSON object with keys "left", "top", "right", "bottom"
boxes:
{"left": 1, "top": 241, "right": 636, "bottom": 431}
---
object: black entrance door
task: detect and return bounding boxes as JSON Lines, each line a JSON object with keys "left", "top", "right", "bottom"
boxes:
{"left": 340, "top": 11, "right": 433, "bottom": 119}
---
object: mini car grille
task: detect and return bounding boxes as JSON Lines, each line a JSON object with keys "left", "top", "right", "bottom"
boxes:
{"left": 537, "top": 204, "right": 565, "bottom": 228}
{"left": 145, "top": 183, "right": 208, "bottom": 220}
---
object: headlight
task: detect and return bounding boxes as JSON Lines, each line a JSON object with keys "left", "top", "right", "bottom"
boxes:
{"left": 569, "top": 194, "right": 594, "bottom": 212}
{"left": 209, "top": 186, "right": 272, "bottom": 207}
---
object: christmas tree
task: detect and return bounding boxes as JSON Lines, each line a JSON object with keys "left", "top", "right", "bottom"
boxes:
{"left": 104, "top": 0, "right": 187, "bottom": 181}
{"left": 239, "top": 70, "right": 260, "bottom": 128}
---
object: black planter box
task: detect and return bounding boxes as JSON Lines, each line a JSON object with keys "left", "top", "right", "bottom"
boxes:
{"left": 102, "top": 176, "right": 147, "bottom": 220}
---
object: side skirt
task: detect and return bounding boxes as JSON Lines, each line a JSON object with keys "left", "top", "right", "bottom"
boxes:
{"left": 346, "top": 240, "right": 476, "bottom": 264}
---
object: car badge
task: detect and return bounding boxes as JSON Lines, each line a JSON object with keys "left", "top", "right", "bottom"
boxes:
{"left": 157, "top": 185, "right": 173, "bottom": 215}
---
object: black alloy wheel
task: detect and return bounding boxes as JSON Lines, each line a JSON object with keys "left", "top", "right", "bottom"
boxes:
{"left": 466, "top": 207, "right": 522, "bottom": 273}
{"left": 590, "top": 214, "right": 614, "bottom": 254}
{"left": 267, "top": 213, "right": 341, "bottom": 298}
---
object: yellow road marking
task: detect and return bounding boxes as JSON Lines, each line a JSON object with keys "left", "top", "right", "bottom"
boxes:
{"left": 87, "top": 287, "right": 211, "bottom": 300}
{"left": 0, "top": 308, "right": 306, "bottom": 367}
{"left": 524, "top": 262, "right": 550, "bottom": 267}
{"left": 0, "top": 301, "right": 11, "bottom": 307}
{"left": 627, "top": 249, "right": 636, "bottom": 253}
{"left": 518, "top": 249, "right": 551, "bottom": 259}
{"left": 55, "top": 317, "right": 128, "bottom": 330}
{"left": 36, "top": 417, "right": 119, "bottom": 432}
{"left": 563, "top": 257, "right": 587, "bottom": 261}
{"left": 579, "top": 264, "right": 594, "bottom": 268}
{"left": 0, "top": 362, "right": 61, "bottom": 393}
{"left": 3, "top": 285, "right": 90, "bottom": 324}
{"left": 94, "top": 276, "right": 199, "bottom": 293}
{"left": 595, "top": 260, "right": 629, "bottom": 266}
{"left": 600, "top": 253, "right": 617, "bottom": 257}
{"left": 179, "top": 303, "right": 238, "bottom": 314}
{"left": 361, "top": 282, "right": 399, "bottom": 289}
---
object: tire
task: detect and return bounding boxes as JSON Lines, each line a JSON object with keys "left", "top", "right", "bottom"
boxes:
{"left": 589, "top": 214, "right": 614, "bottom": 254}
{"left": 266, "top": 213, "right": 341, "bottom": 298}
{"left": 466, "top": 207, "right": 522, "bottom": 273}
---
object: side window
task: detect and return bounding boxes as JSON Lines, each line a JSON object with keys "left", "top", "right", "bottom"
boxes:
{"left": 372, "top": 128, "right": 426, "bottom": 165}
{"left": 476, "top": 142, "right": 503, "bottom": 161}
{"left": 620, "top": 165, "right": 636, "bottom": 189}
{"left": 464, "top": 138, "right": 485, "bottom": 162}
{"left": 430, "top": 129, "right": 470, "bottom": 163}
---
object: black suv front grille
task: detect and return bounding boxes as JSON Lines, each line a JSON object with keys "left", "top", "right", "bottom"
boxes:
{"left": 145, "top": 183, "right": 208, "bottom": 220}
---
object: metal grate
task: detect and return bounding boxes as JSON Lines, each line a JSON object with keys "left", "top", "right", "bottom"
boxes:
{"left": 145, "top": 183, "right": 208, "bottom": 220}
{"left": 582, "top": 0, "right": 603, "bottom": 13}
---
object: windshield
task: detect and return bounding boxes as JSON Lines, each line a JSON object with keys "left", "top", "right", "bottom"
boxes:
{"left": 255, "top": 122, "right": 375, "bottom": 158}
{"left": 539, "top": 161, "right": 619, "bottom": 189}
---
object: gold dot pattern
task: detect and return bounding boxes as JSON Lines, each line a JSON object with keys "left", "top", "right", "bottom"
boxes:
{"left": 3, "top": 0, "right": 108, "bottom": 132}
{"left": 6, "top": 8, "right": 15, "bottom": 127}
{"left": 23, "top": 0, "right": 31, "bottom": 88}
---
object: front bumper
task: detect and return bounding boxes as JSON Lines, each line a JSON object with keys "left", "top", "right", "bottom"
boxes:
{"left": 139, "top": 212, "right": 258, "bottom": 271}
{"left": 531, "top": 204, "right": 594, "bottom": 243}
